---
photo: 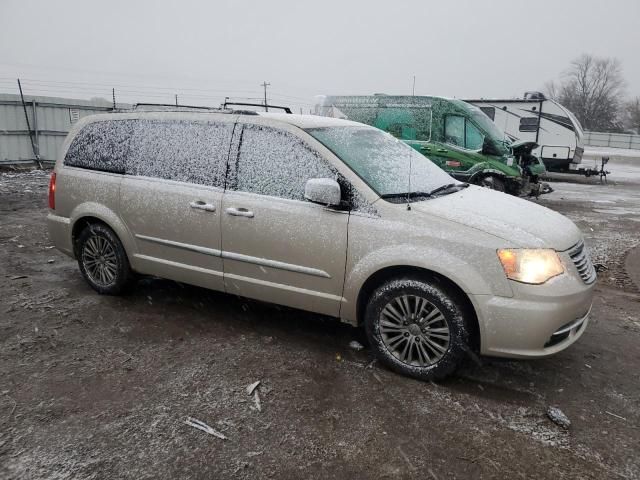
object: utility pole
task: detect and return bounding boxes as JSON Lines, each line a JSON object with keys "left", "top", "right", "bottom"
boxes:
{"left": 261, "top": 81, "right": 270, "bottom": 112}
{"left": 175, "top": 94, "right": 178, "bottom": 107}
{"left": 112, "top": 88, "right": 116, "bottom": 110}
{"left": 412, "top": 75, "right": 416, "bottom": 96}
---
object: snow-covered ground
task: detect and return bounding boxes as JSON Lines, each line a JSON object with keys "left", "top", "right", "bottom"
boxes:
{"left": 584, "top": 146, "right": 640, "bottom": 163}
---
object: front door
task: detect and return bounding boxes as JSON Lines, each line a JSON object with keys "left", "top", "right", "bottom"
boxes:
{"left": 221, "top": 122, "right": 349, "bottom": 317}
{"left": 120, "top": 118, "right": 235, "bottom": 291}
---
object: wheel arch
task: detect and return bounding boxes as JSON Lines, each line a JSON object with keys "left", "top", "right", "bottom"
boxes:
{"left": 69, "top": 203, "right": 136, "bottom": 260}
{"left": 355, "top": 265, "right": 481, "bottom": 352}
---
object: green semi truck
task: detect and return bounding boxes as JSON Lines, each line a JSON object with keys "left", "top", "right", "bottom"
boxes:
{"left": 316, "top": 95, "right": 548, "bottom": 196}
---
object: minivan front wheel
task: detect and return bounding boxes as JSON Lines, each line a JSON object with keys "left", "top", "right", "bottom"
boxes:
{"left": 364, "top": 277, "right": 469, "bottom": 381}
{"left": 76, "top": 223, "right": 133, "bottom": 295}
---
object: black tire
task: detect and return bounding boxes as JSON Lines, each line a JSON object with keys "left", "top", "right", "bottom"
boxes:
{"left": 76, "top": 222, "right": 133, "bottom": 295}
{"left": 364, "top": 276, "right": 470, "bottom": 381}
{"left": 479, "top": 175, "right": 506, "bottom": 192}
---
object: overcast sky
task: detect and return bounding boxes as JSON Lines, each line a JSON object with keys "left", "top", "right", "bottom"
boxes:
{"left": 0, "top": 0, "right": 638, "bottom": 110}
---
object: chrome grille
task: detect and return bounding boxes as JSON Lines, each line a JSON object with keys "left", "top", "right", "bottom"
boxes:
{"left": 568, "top": 241, "right": 596, "bottom": 284}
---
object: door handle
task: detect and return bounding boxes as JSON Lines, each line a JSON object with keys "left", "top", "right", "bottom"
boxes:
{"left": 436, "top": 148, "right": 448, "bottom": 153}
{"left": 190, "top": 201, "right": 216, "bottom": 212}
{"left": 225, "top": 207, "right": 254, "bottom": 218}
{"left": 420, "top": 146, "right": 431, "bottom": 151}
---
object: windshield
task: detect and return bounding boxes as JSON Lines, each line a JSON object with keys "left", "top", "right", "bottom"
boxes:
{"left": 466, "top": 105, "right": 511, "bottom": 155}
{"left": 307, "top": 126, "right": 454, "bottom": 197}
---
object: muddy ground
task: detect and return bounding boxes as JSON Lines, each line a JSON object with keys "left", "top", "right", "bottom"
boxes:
{"left": 1, "top": 161, "right": 639, "bottom": 479}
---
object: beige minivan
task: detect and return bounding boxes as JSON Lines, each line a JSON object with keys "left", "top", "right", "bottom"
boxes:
{"left": 47, "top": 107, "right": 596, "bottom": 380}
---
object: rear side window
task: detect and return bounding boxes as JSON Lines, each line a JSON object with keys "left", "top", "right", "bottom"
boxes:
{"left": 230, "top": 124, "right": 337, "bottom": 201}
{"left": 479, "top": 106, "right": 495, "bottom": 121}
{"left": 127, "top": 120, "right": 233, "bottom": 188}
{"left": 64, "top": 120, "right": 133, "bottom": 173}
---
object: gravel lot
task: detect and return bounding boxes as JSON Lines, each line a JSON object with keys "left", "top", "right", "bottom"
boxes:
{"left": 1, "top": 160, "right": 639, "bottom": 479}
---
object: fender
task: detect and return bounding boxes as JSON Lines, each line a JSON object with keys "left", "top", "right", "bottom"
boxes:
{"left": 340, "top": 243, "right": 512, "bottom": 324}
{"left": 69, "top": 202, "right": 137, "bottom": 260}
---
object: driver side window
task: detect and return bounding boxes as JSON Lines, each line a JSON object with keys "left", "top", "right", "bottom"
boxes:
{"left": 465, "top": 121, "right": 484, "bottom": 150}
{"left": 445, "top": 115, "right": 485, "bottom": 150}
{"left": 444, "top": 115, "right": 465, "bottom": 147}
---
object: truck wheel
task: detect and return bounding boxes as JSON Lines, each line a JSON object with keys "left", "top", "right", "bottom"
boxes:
{"left": 480, "top": 175, "right": 506, "bottom": 192}
{"left": 364, "top": 276, "right": 470, "bottom": 381}
{"left": 76, "top": 223, "right": 133, "bottom": 295}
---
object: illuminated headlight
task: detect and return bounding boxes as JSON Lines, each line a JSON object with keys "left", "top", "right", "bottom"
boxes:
{"left": 497, "top": 249, "right": 564, "bottom": 284}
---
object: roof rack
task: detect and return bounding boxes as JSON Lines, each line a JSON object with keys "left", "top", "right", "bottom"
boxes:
{"left": 133, "top": 103, "right": 224, "bottom": 111}
{"left": 222, "top": 101, "right": 292, "bottom": 114}
{"left": 129, "top": 103, "right": 259, "bottom": 115}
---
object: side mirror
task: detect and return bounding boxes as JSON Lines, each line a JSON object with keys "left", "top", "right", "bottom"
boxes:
{"left": 304, "top": 178, "right": 341, "bottom": 207}
{"left": 481, "top": 138, "right": 499, "bottom": 156}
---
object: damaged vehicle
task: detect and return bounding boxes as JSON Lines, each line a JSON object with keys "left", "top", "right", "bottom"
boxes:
{"left": 47, "top": 107, "right": 595, "bottom": 381}
{"left": 316, "top": 94, "right": 550, "bottom": 196}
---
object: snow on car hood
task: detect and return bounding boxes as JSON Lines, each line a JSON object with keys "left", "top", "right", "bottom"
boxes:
{"left": 411, "top": 185, "right": 582, "bottom": 250}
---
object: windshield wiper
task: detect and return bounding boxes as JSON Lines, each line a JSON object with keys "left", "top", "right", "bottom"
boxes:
{"left": 380, "top": 191, "right": 433, "bottom": 200}
{"left": 428, "top": 183, "right": 470, "bottom": 196}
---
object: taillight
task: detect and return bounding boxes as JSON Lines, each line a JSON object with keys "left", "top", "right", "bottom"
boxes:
{"left": 48, "top": 172, "right": 56, "bottom": 210}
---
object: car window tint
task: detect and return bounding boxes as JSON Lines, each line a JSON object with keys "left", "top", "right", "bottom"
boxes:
{"left": 233, "top": 124, "right": 337, "bottom": 201}
{"left": 64, "top": 120, "right": 133, "bottom": 173}
{"left": 444, "top": 115, "right": 465, "bottom": 148}
{"left": 127, "top": 119, "right": 233, "bottom": 188}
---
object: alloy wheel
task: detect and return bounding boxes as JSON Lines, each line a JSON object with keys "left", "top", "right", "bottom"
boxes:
{"left": 82, "top": 234, "right": 118, "bottom": 287}
{"left": 379, "top": 294, "right": 451, "bottom": 366}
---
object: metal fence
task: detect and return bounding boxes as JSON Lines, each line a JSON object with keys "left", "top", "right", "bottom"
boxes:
{"left": 584, "top": 131, "right": 640, "bottom": 150}
{"left": 0, "top": 93, "right": 124, "bottom": 166}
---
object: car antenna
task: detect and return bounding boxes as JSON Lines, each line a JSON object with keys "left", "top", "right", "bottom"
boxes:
{"left": 406, "top": 145, "right": 413, "bottom": 211}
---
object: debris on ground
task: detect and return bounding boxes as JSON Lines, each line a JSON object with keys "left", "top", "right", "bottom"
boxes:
{"left": 246, "top": 380, "right": 262, "bottom": 412}
{"left": 594, "top": 263, "right": 608, "bottom": 272}
{"left": 10, "top": 275, "right": 28, "bottom": 280}
{"left": 246, "top": 380, "right": 261, "bottom": 395}
{"left": 46, "top": 259, "right": 55, "bottom": 264}
{"left": 605, "top": 411, "right": 627, "bottom": 421}
{"left": 546, "top": 407, "right": 571, "bottom": 429}
{"left": 184, "top": 417, "right": 228, "bottom": 440}
{"left": 349, "top": 340, "right": 364, "bottom": 351}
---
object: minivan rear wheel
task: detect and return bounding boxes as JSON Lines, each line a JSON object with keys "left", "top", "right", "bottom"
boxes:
{"left": 76, "top": 223, "right": 133, "bottom": 295}
{"left": 364, "top": 277, "right": 469, "bottom": 381}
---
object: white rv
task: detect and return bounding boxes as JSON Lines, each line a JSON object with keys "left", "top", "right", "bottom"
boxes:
{"left": 466, "top": 92, "right": 585, "bottom": 171}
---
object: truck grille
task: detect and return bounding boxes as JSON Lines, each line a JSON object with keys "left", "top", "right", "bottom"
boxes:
{"left": 569, "top": 241, "right": 596, "bottom": 284}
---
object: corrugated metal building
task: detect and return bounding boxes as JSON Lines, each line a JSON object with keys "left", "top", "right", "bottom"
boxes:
{"left": 0, "top": 93, "right": 123, "bottom": 166}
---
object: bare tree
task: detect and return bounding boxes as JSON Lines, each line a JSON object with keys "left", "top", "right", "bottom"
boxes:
{"left": 546, "top": 54, "right": 626, "bottom": 132}
{"left": 624, "top": 97, "right": 640, "bottom": 133}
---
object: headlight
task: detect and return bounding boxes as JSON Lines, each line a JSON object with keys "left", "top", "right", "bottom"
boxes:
{"left": 497, "top": 249, "right": 564, "bottom": 284}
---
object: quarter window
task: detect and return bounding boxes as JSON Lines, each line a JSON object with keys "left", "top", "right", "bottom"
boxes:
{"left": 231, "top": 124, "right": 337, "bottom": 201}
{"left": 64, "top": 120, "right": 133, "bottom": 173}
{"left": 127, "top": 120, "right": 233, "bottom": 188}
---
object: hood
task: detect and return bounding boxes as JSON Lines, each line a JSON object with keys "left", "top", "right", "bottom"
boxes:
{"left": 411, "top": 186, "right": 581, "bottom": 250}
{"left": 511, "top": 140, "right": 538, "bottom": 154}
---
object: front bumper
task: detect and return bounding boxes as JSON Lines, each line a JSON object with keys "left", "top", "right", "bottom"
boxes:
{"left": 471, "top": 267, "right": 596, "bottom": 358}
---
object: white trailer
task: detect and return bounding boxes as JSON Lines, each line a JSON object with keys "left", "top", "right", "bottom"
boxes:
{"left": 466, "top": 92, "right": 585, "bottom": 172}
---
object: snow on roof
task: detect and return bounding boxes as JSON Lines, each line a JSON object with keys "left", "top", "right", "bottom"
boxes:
{"left": 256, "top": 112, "right": 365, "bottom": 129}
